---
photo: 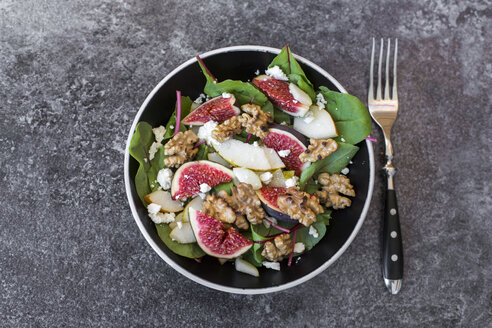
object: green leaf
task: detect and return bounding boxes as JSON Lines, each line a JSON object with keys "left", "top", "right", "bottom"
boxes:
{"left": 197, "top": 57, "right": 218, "bottom": 84}
{"left": 242, "top": 248, "right": 262, "bottom": 267}
{"left": 294, "top": 220, "right": 326, "bottom": 251}
{"left": 304, "top": 179, "right": 320, "bottom": 194}
{"left": 299, "top": 142, "right": 359, "bottom": 189}
{"left": 129, "top": 122, "right": 164, "bottom": 203}
{"left": 319, "top": 87, "right": 372, "bottom": 145}
{"left": 317, "top": 211, "right": 332, "bottom": 226}
{"left": 164, "top": 96, "right": 193, "bottom": 139}
{"left": 194, "top": 143, "right": 210, "bottom": 161}
{"left": 250, "top": 224, "right": 270, "bottom": 264}
{"left": 213, "top": 181, "right": 234, "bottom": 195}
{"left": 155, "top": 223, "right": 205, "bottom": 258}
{"left": 273, "top": 107, "right": 292, "bottom": 125}
{"left": 268, "top": 46, "right": 316, "bottom": 100}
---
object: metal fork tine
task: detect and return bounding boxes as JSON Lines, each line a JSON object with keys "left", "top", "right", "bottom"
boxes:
{"left": 376, "top": 38, "right": 383, "bottom": 100}
{"left": 393, "top": 39, "right": 398, "bottom": 100}
{"left": 369, "top": 38, "right": 375, "bottom": 101}
{"left": 384, "top": 39, "right": 390, "bottom": 100}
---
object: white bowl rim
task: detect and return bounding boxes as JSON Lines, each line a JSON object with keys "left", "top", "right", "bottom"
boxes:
{"left": 124, "top": 45, "right": 375, "bottom": 294}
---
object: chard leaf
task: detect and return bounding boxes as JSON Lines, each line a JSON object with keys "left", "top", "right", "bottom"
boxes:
{"left": 299, "top": 142, "right": 359, "bottom": 189}
{"left": 294, "top": 219, "right": 326, "bottom": 251}
{"left": 273, "top": 107, "right": 292, "bottom": 125}
{"left": 155, "top": 223, "right": 205, "bottom": 258}
{"left": 129, "top": 122, "right": 165, "bottom": 204}
{"left": 319, "top": 87, "right": 372, "bottom": 145}
{"left": 268, "top": 46, "right": 316, "bottom": 100}
{"left": 164, "top": 96, "right": 193, "bottom": 139}
{"left": 213, "top": 181, "right": 234, "bottom": 195}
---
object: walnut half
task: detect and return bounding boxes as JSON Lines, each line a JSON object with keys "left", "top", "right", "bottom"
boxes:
{"left": 277, "top": 187, "right": 324, "bottom": 227}
{"left": 261, "top": 233, "right": 293, "bottom": 262}
{"left": 299, "top": 138, "right": 338, "bottom": 163}
{"left": 316, "top": 173, "right": 355, "bottom": 209}
{"left": 164, "top": 130, "right": 199, "bottom": 167}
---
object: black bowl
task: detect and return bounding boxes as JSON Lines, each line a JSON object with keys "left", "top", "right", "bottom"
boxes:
{"left": 124, "top": 46, "right": 374, "bottom": 294}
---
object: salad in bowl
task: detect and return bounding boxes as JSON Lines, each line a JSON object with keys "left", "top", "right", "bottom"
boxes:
{"left": 127, "top": 45, "right": 372, "bottom": 285}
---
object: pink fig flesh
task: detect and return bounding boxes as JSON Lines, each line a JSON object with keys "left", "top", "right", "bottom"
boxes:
{"left": 182, "top": 95, "right": 239, "bottom": 125}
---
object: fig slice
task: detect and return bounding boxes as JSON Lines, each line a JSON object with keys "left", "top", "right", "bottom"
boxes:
{"left": 182, "top": 94, "right": 240, "bottom": 125}
{"left": 256, "top": 186, "right": 297, "bottom": 223}
{"left": 252, "top": 75, "right": 311, "bottom": 117}
{"left": 189, "top": 208, "right": 252, "bottom": 259}
{"left": 262, "top": 125, "right": 310, "bottom": 176}
{"left": 170, "top": 160, "right": 234, "bottom": 200}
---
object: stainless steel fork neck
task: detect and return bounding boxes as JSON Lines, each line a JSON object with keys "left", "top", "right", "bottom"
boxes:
{"left": 383, "top": 136, "right": 396, "bottom": 190}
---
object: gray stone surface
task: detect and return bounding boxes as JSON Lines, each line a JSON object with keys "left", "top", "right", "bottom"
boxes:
{"left": 1, "top": 0, "right": 491, "bottom": 327}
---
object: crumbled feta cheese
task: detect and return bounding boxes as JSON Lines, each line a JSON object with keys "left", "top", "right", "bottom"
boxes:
{"left": 341, "top": 137, "right": 345, "bottom": 142}
{"left": 150, "top": 212, "right": 176, "bottom": 224}
{"left": 285, "top": 176, "right": 298, "bottom": 188}
{"left": 309, "top": 225, "right": 319, "bottom": 238}
{"left": 176, "top": 221, "right": 183, "bottom": 229}
{"left": 349, "top": 160, "right": 353, "bottom": 164}
{"left": 254, "top": 69, "right": 260, "bottom": 75}
{"left": 194, "top": 93, "right": 207, "bottom": 104}
{"left": 294, "top": 242, "right": 305, "bottom": 253}
{"left": 265, "top": 65, "right": 288, "bottom": 81}
{"left": 197, "top": 121, "right": 219, "bottom": 144}
{"left": 170, "top": 125, "right": 174, "bottom": 130}
{"left": 147, "top": 203, "right": 161, "bottom": 215}
{"left": 199, "top": 183, "right": 211, "bottom": 193}
{"left": 222, "top": 92, "right": 231, "bottom": 98}
{"left": 316, "top": 93, "right": 327, "bottom": 110}
{"left": 260, "top": 172, "right": 273, "bottom": 184}
{"left": 198, "top": 193, "right": 207, "bottom": 199}
{"left": 263, "top": 261, "right": 281, "bottom": 271}
{"left": 144, "top": 158, "right": 148, "bottom": 163}
{"left": 303, "top": 110, "right": 315, "bottom": 124}
{"left": 152, "top": 125, "right": 166, "bottom": 143}
{"left": 148, "top": 142, "right": 161, "bottom": 160}
{"left": 253, "top": 141, "right": 259, "bottom": 147}
{"left": 341, "top": 167, "right": 350, "bottom": 175}
{"left": 157, "top": 168, "right": 173, "bottom": 190}
{"left": 277, "top": 149, "right": 291, "bottom": 158}
{"left": 280, "top": 121, "right": 288, "bottom": 125}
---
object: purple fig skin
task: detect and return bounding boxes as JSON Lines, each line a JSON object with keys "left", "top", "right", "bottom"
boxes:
{"left": 268, "top": 124, "right": 308, "bottom": 147}
{"left": 261, "top": 203, "right": 297, "bottom": 223}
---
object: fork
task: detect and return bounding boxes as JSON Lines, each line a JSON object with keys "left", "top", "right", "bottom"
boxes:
{"left": 369, "top": 38, "right": 403, "bottom": 295}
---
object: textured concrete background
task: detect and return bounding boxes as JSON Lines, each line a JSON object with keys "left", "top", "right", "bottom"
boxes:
{"left": 1, "top": 0, "right": 491, "bottom": 327}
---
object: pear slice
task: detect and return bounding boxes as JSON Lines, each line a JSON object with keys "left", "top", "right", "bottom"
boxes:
{"left": 169, "top": 222, "right": 196, "bottom": 244}
{"left": 182, "top": 196, "right": 204, "bottom": 223}
{"left": 293, "top": 106, "right": 338, "bottom": 139}
{"left": 233, "top": 168, "right": 262, "bottom": 190}
{"left": 235, "top": 258, "right": 259, "bottom": 277}
{"left": 212, "top": 139, "right": 285, "bottom": 171}
{"left": 144, "top": 190, "right": 184, "bottom": 213}
{"left": 207, "top": 152, "right": 233, "bottom": 168}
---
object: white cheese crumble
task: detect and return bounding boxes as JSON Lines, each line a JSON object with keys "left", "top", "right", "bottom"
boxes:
{"left": 316, "top": 93, "right": 327, "bottom": 110}
{"left": 341, "top": 137, "right": 346, "bottom": 142}
{"left": 253, "top": 141, "right": 259, "bottom": 147}
{"left": 294, "top": 242, "right": 305, "bottom": 253}
{"left": 199, "top": 183, "right": 211, "bottom": 193}
{"left": 147, "top": 203, "right": 161, "bottom": 215}
{"left": 303, "top": 110, "right": 315, "bottom": 124}
{"left": 260, "top": 172, "right": 273, "bottom": 184}
{"left": 157, "top": 168, "right": 173, "bottom": 190}
{"left": 152, "top": 125, "right": 166, "bottom": 143}
{"left": 198, "top": 193, "right": 207, "bottom": 199}
{"left": 341, "top": 167, "right": 350, "bottom": 175}
{"left": 309, "top": 226, "right": 319, "bottom": 238}
{"left": 254, "top": 69, "right": 260, "bottom": 75}
{"left": 285, "top": 176, "right": 298, "bottom": 188}
{"left": 148, "top": 142, "right": 161, "bottom": 160}
{"left": 263, "top": 261, "right": 281, "bottom": 271}
{"left": 277, "top": 149, "right": 291, "bottom": 157}
{"left": 197, "top": 120, "right": 219, "bottom": 144}
{"left": 194, "top": 93, "right": 207, "bottom": 104}
{"left": 151, "top": 212, "right": 176, "bottom": 224}
{"left": 169, "top": 125, "right": 174, "bottom": 130}
{"left": 222, "top": 92, "right": 232, "bottom": 98}
{"left": 280, "top": 121, "right": 288, "bottom": 125}
{"left": 265, "top": 65, "right": 288, "bottom": 81}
